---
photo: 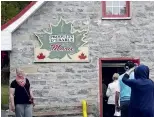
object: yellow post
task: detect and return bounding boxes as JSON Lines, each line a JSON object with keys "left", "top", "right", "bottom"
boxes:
{"left": 82, "top": 100, "right": 88, "bottom": 117}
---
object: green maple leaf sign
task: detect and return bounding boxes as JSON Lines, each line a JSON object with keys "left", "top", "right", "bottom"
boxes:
{"left": 35, "top": 18, "right": 88, "bottom": 59}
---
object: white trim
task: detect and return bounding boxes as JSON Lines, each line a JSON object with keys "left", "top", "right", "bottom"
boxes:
{"left": 1, "top": 31, "right": 12, "bottom": 51}
{"left": 1, "top": 1, "right": 45, "bottom": 51}
{"left": 102, "top": 17, "right": 131, "bottom": 20}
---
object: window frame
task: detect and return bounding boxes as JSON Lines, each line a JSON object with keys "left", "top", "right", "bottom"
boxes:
{"left": 102, "top": 1, "right": 130, "bottom": 19}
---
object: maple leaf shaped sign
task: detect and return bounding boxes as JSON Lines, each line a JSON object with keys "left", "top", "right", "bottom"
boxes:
{"left": 35, "top": 18, "right": 88, "bottom": 60}
{"left": 37, "top": 53, "right": 45, "bottom": 59}
{"left": 78, "top": 53, "right": 87, "bottom": 59}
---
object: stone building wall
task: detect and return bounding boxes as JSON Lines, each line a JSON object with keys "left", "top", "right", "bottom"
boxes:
{"left": 10, "top": 1, "right": 154, "bottom": 113}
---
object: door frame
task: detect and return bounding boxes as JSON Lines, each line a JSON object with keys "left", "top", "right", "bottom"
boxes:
{"left": 99, "top": 57, "right": 140, "bottom": 117}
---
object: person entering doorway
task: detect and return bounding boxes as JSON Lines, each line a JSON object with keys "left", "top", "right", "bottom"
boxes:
{"left": 115, "top": 61, "right": 135, "bottom": 117}
{"left": 106, "top": 73, "right": 120, "bottom": 117}
{"left": 102, "top": 62, "right": 125, "bottom": 117}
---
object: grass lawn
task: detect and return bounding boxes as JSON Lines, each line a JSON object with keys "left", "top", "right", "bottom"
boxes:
{"left": 1, "top": 85, "right": 9, "bottom": 105}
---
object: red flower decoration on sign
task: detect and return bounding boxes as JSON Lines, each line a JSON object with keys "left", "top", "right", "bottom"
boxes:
{"left": 37, "top": 53, "right": 45, "bottom": 59}
{"left": 78, "top": 53, "right": 87, "bottom": 59}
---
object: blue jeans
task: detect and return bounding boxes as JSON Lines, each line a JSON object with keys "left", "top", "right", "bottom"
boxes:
{"left": 120, "top": 100, "right": 130, "bottom": 117}
{"left": 15, "top": 104, "right": 32, "bottom": 117}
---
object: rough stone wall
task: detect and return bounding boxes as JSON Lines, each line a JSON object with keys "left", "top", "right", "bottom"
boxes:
{"left": 10, "top": 1, "right": 154, "bottom": 113}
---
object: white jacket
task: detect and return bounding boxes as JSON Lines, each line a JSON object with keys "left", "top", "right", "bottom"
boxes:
{"left": 106, "top": 80, "right": 119, "bottom": 104}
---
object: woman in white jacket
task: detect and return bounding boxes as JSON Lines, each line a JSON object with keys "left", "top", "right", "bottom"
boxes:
{"left": 106, "top": 73, "right": 120, "bottom": 117}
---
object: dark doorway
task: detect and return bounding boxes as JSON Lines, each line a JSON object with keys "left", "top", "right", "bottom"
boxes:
{"left": 102, "top": 61, "right": 127, "bottom": 87}
{"left": 102, "top": 61, "right": 126, "bottom": 117}
{"left": 99, "top": 58, "right": 140, "bottom": 117}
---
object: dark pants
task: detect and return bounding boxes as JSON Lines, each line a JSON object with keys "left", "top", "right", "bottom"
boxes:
{"left": 107, "top": 104, "right": 115, "bottom": 117}
{"left": 120, "top": 100, "right": 130, "bottom": 117}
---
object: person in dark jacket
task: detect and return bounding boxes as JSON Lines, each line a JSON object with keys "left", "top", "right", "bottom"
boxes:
{"left": 122, "top": 64, "right": 154, "bottom": 117}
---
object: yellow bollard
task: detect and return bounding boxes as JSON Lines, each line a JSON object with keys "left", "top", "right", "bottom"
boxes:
{"left": 82, "top": 100, "right": 88, "bottom": 117}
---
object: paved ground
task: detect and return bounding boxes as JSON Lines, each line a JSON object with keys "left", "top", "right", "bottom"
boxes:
{"left": 1, "top": 110, "right": 7, "bottom": 117}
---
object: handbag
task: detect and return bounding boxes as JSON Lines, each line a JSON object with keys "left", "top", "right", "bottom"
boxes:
{"left": 114, "top": 110, "right": 121, "bottom": 116}
{"left": 23, "top": 86, "right": 35, "bottom": 106}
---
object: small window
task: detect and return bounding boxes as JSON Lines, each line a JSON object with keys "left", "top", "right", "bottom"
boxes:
{"left": 102, "top": 1, "right": 130, "bottom": 19}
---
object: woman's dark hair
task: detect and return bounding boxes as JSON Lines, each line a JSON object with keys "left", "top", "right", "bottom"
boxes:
{"left": 124, "top": 61, "right": 135, "bottom": 70}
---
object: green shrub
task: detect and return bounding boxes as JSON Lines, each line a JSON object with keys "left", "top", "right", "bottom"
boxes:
{"left": 1, "top": 85, "right": 9, "bottom": 104}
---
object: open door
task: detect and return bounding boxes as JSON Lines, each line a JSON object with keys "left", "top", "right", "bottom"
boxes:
{"left": 99, "top": 58, "right": 140, "bottom": 117}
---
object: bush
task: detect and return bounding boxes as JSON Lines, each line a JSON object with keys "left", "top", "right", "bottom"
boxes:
{"left": 1, "top": 85, "right": 9, "bottom": 105}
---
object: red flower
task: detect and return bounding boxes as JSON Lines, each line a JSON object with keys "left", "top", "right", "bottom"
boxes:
{"left": 37, "top": 53, "right": 45, "bottom": 59}
{"left": 78, "top": 53, "right": 87, "bottom": 59}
